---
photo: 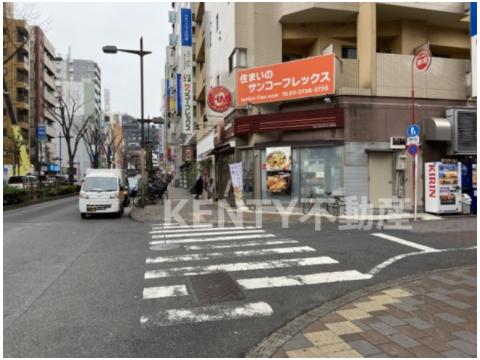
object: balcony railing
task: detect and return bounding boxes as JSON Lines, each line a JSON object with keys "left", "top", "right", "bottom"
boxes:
{"left": 44, "top": 90, "right": 57, "bottom": 106}
{"left": 334, "top": 54, "right": 470, "bottom": 100}
{"left": 376, "top": 53, "right": 469, "bottom": 100}
{"left": 44, "top": 71, "right": 56, "bottom": 90}
{"left": 44, "top": 54, "right": 56, "bottom": 73}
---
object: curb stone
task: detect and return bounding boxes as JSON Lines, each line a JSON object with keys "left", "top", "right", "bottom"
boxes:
{"left": 245, "top": 264, "right": 475, "bottom": 358}
{"left": 3, "top": 193, "right": 78, "bottom": 211}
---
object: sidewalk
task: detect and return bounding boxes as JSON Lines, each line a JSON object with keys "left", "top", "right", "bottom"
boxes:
{"left": 130, "top": 187, "right": 471, "bottom": 227}
{"left": 264, "top": 266, "right": 476, "bottom": 358}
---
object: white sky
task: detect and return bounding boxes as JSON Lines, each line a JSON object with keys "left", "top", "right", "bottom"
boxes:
{"left": 20, "top": 2, "right": 170, "bottom": 118}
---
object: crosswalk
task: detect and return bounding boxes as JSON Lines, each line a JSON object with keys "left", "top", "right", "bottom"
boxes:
{"left": 140, "top": 222, "right": 372, "bottom": 327}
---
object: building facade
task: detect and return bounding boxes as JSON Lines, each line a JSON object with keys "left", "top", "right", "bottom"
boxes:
{"left": 179, "top": 2, "right": 476, "bottom": 209}
{"left": 54, "top": 53, "right": 103, "bottom": 179}
{"left": 3, "top": 4, "right": 32, "bottom": 175}
{"left": 30, "top": 26, "right": 58, "bottom": 169}
{"left": 163, "top": 2, "right": 198, "bottom": 188}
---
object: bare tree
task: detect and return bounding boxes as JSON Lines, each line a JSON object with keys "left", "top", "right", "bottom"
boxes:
{"left": 80, "top": 118, "right": 102, "bottom": 169}
{"left": 45, "top": 93, "right": 91, "bottom": 184}
{"left": 102, "top": 125, "right": 122, "bottom": 169}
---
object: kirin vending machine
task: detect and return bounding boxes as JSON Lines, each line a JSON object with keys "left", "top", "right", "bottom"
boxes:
{"left": 424, "top": 162, "right": 462, "bottom": 214}
{"left": 462, "top": 162, "right": 477, "bottom": 214}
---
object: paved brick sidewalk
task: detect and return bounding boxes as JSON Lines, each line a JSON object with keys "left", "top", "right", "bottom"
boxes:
{"left": 272, "top": 266, "right": 476, "bottom": 358}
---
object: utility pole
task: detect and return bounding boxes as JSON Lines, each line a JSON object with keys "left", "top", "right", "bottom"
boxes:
{"left": 58, "top": 133, "right": 64, "bottom": 175}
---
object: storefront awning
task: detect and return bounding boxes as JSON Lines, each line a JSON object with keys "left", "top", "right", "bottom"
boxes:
{"left": 196, "top": 131, "right": 215, "bottom": 160}
{"left": 234, "top": 108, "right": 344, "bottom": 135}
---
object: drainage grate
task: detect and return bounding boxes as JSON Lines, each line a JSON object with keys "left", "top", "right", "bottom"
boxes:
{"left": 187, "top": 272, "right": 246, "bottom": 305}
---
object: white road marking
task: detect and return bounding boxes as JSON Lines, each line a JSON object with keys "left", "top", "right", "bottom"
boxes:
{"left": 149, "top": 233, "right": 276, "bottom": 245}
{"left": 185, "top": 239, "right": 298, "bottom": 251}
{"left": 237, "top": 270, "right": 372, "bottom": 289}
{"left": 151, "top": 229, "right": 266, "bottom": 239}
{"left": 371, "top": 233, "right": 438, "bottom": 252}
{"left": 149, "top": 226, "right": 258, "bottom": 234}
{"left": 144, "top": 256, "right": 338, "bottom": 279}
{"left": 145, "top": 246, "right": 316, "bottom": 264}
{"left": 151, "top": 224, "right": 213, "bottom": 230}
{"left": 368, "top": 245, "right": 477, "bottom": 276}
{"left": 143, "top": 285, "right": 188, "bottom": 299}
{"left": 140, "top": 301, "right": 273, "bottom": 326}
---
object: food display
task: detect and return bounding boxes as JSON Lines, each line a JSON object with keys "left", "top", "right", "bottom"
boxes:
{"left": 265, "top": 147, "right": 292, "bottom": 194}
{"left": 439, "top": 164, "right": 459, "bottom": 185}
{"left": 266, "top": 147, "right": 291, "bottom": 171}
{"left": 266, "top": 173, "right": 290, "bottom": 193}
{"left": 266, "top": 151, "right": 290, "bottom": 171}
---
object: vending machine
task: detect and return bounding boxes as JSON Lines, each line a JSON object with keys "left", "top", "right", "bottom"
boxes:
{"left": 461, "top": 162, "right": 477, "bottom": 214}
{"left": 424, "top": 162, "right": 462, "bottom": 214}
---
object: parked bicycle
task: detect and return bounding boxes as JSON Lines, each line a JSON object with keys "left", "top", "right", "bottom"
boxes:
{"left": 301, "top": 190, "right": 344, "bottom": 217}
{"left": 133, "top": 178, "right": 168, "bottom": 206}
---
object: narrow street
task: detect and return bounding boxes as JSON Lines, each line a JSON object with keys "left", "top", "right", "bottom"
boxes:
{"left": 3, "top": 196, "right": 476, "bottom": 357}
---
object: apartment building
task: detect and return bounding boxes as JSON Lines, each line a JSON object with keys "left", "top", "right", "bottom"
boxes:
{"left": 3, "top": 5, "right": 32, "bottom": 174}
{"left": 30, "top": 26, "right": 58, "bottom": 168}
{"left": 187, "top": 2, "right": 476, "bottom": 208}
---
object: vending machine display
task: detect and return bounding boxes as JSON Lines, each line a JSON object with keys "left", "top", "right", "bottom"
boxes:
{"left": 424, "top": 162, "right": 462, "bottom": 214}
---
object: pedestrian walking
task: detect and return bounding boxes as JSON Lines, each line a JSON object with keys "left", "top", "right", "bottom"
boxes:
{"left": 194, "top": 176, "right": 203, "bottom": 199}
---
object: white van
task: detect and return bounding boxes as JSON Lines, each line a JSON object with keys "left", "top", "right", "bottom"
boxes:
{"left": 79, "top": 169, "right": 127, "bottom": 218}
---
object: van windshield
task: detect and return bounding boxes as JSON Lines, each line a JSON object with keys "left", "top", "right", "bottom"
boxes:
{"left": 8, "top": 176, "right": 24, "bottom": 184}
{"left": 82, "top": 177, "right": 118, "bottom": 192}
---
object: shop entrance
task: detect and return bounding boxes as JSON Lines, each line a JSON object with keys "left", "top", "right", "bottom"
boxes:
{"left": 368, "top": 152, "right": 393, "bottom": 208}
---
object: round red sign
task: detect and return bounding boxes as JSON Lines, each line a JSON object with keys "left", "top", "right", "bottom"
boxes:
{"left": 207, "top": 86, "right": 232, "bottom": 113}
{"left": 414, "top": 50, "right": 432, "bottom": 72}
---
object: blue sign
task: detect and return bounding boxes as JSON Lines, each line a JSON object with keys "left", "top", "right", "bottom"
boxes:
{"left": 406, "top": 124, "right": 420, "bottom": 137}
{"left": 407, "top": 144, "right": 419, "bottom": 156}
{"left": 471, "top": 2, "right": 477, "bottom": 37}
{"left": 37, "top": 125, "right": 46, "bottom": 142}
{"left": 176, "top": 73, "right": 182, "bottom": 113}
{"left": 48, "top": 163, "right": 59, "bottom": 172}
{"left": 180, "top": 8, "right": 192, "bottom": 47}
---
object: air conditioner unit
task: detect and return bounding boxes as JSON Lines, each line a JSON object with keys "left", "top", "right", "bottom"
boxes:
{"left": 446, "top": 109, "right": 477, "bottom": 155}
{"left": 169, "top": 34, "right": 177, "bottom": 46}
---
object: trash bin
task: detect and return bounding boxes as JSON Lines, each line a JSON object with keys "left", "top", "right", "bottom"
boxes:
{"left": 462, "top": 193, "right": 472, "bottom": 214}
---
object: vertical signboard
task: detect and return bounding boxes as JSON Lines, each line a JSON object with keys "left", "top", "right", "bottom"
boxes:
{"left": 471, "top": 2, "right": 477, "bottom": 98}
{"left": 37, "top": 125, "right": 47, "bottom": 142}
{"left": 157, "top": 124, "right": 164, "bottom": 156}
{"left": 180, "top": 8, "right": 194, "bottom": 134}
{"left": 165, "top": 79, "right": 170, "bottom": 113}
{"left": 176, "top": 73, "right": 182, "bottom": 113}
{"left": 229, "top": 162, "right": 245, "bottom": 207}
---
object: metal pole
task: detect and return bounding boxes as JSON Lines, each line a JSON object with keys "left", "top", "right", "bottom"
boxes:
{"left": 411, "top": 57, "right": 417, "bottom": 221}
{"left": 59, "top": 134, "right": 62, "bottom": 175}
{"left": 140, "top": 37, "right": 145, "bottom": 149}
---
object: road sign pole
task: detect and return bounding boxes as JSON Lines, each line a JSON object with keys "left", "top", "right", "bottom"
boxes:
{"left": 414, "top": 153, "right": 418, "bottom": 221}
{"left": 411, "top": 57, "right": 416, "bottom": 218}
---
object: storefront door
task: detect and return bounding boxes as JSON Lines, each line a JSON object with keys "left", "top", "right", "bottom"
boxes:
{"left": 368, "top": 152, "right": 393, "bottom": 207}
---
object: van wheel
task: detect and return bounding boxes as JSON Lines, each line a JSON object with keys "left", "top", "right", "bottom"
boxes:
{"left": 81, "top": 213, "right": 87, "bottom": 219}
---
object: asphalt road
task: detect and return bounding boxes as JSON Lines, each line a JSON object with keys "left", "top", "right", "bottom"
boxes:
{"left": 3, "top": 197, "right": 477, "bottom": 357}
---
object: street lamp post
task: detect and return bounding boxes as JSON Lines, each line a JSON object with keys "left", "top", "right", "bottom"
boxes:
{"left": 102, "top": 38, "right": 151, "bottom": 150}
{"left": 103, "top": 38, "right": 152, "bottom": 206}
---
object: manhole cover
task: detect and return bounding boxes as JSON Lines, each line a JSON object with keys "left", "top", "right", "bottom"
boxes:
{"left": 187, "top": 272, "right": 246, "bottom": 305}
{"left": 149, "top": 244, "right": 181, "bottom": 251}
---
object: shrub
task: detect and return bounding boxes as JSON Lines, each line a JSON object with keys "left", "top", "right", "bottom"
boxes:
{"left": 3, "top": 185, "right": 28, "bottom": 204}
